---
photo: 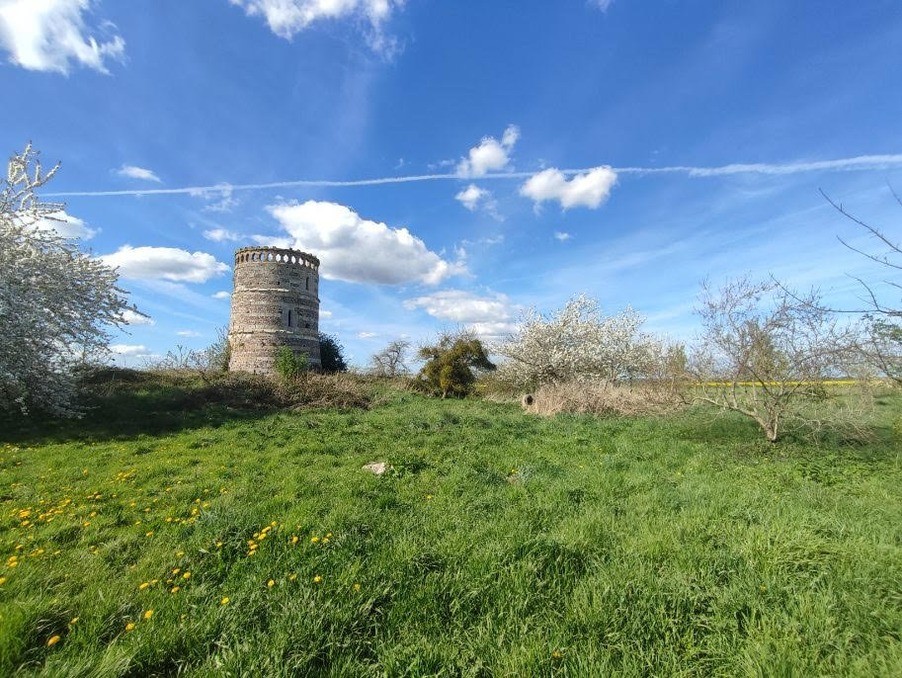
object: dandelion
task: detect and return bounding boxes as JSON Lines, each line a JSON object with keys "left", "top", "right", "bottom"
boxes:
{"left": 291, "top": 536, "right": 299, "bottom": 545}
{"left": 0, "top": 577, "right": 6, "bottom": 585}
{"left": 552, "top": 650, "right": 563, "bottom": 660}
{"left": 353, "top": 583, "right": 361, "bottom": 592}
{"left": 145, "top": 531, "right": 154, "bottom": 537}
{"left": 125, "top": 622, "right": 135, "bottom": 632}
{"left": 182, "top": 572, "right": 191, "bottom": 580}
{"left": 172, "top": 568, "right": 180, "bottom": 575}
{"left": 288, "top": 573, "right": 297, "bottom": 581}
{"left": 47, "top": 635, "right": 61, "bottom": 647}
{"left": 143, "top": 609, "right": 153, "bottom": 620}
{"left": 310, "top": 536, "right": 320, "bottom": 544}
{"left": 215, "top": 541, "right": 223, "bottom": 548}
{"left": 170, "top": 586, "right": 180, "bottom": 594}
{"left": 313, "top": 575, "right": 322, "bottom": 584}
{"left": 138, "top": 582, "right": 150, "bottom": 590}
{"left": 221, "top": 596, "right": 230, "bottom": 605}
{"left": 267, "top": 579, "right": 275, "bottom": 588}
{"left": 425, "top": 494, "right": 433, "bottom": 501}
{"left": 176, "top": 551, "right": 184, "bottom": 557}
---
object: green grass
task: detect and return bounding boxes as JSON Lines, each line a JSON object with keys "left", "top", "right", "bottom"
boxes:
{"left": 1, "top": 375, "right": 900, "bottom": 676}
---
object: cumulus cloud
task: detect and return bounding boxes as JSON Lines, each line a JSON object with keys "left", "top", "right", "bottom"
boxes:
{"left": 203, "top": 227, "right": 243, "bottom": 242}
{"left": 554, "top": 231, "right": 572, "bottom": 242}
{"left": 176, "top": 330, "right": 202, "bottom": 338}
{"left": 0, "top": 0, "right": 125, "bottom": 74}
{"left": 116, "top": 165, "right": 161, "bottom": 183}
{"left": 101, "top": 246, "right": 230, "bottom": 283}
{"left": 457, "top": 124, "right": 520, "bottom": 177}
{"left": 109, "top": 344, "right": 151, "bottom": 357}
{"left": 122, "top": 309, "right": 154, "bottom": 325}
{"left": 259, "top": 200, "right": 464, "bottom": 286}
{"left": 212, "top": 291, "right": 232, "bottom": 299}
{"left": 230, "top": 0, "right": 403, "bottom": 55}
{"left": 32, "top": 210, "right": 98, "bottom": 239}
{"left": 520, "top": 166, "right": 618, "bottom": 209}
{"left": 357, "top": 331, "right": 377, "bottom": 339}
{"left": 454, "top": 184, "right": 501, "bottom": 219}
{"left": 404, "top": 289, "right": 520, "bottom": 341}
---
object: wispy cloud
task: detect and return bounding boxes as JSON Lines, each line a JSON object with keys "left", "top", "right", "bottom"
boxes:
{"left": 48, "top": 153, "right": 902, "bottom": 197}
{"left": 116, "top": 165, "right": 162, "bottom": 183}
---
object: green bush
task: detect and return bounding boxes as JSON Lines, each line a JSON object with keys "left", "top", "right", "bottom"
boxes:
{"left": 274, "top": 347, "right": 308, "bottom": 382}
{"left": 416, "top": 332, "right": 495, "bottom": 398}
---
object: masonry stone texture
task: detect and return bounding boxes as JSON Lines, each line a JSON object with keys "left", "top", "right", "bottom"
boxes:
{"left": 228, "top": 246, "right": 321, "bottom": 374}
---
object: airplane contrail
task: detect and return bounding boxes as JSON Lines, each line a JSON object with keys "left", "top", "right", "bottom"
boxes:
{"left": 46, "top": 153, "right": 902, "bottom": 198}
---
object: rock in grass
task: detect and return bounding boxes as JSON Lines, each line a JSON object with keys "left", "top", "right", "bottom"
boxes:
{"left": 363, "top": 461, "right": 391, "bottom": 475}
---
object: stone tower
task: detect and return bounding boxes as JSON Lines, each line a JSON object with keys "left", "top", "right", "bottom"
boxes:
{"left": 228, "top": 246, "right": 321, "bottom": 374}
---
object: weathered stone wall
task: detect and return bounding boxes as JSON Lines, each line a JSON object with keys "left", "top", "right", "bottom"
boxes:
{"left": 228, "top": 246, "right": 321, "bottom": 374}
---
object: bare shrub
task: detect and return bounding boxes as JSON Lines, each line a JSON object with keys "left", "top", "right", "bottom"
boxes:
{"left": 523, "top": 380, "right": 684, "bottom": 417}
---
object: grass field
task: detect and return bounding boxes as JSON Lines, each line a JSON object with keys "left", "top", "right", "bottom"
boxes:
{"left": 1, "top": 374, "right": 900, "bottom": 676}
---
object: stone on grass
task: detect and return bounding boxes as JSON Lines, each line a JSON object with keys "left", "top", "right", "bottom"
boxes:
{"left": 363, "top": 461, "right": 391, "bottom": 475}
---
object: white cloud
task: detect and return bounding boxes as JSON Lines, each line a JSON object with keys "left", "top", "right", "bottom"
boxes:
{"left": 457, "top": 124, "right": 520, "bottom": 177}
{"left": 212, "top": 291, "right": 232, "bottom": 299}
{"left": 230, "top": 0, "right": 403, "bottom": 55}
{"left": 0, "top": 0, "right": 125, "bottom": 74}
{"left": 554, "top": 231, "right": 572, "bottom": 242}
{"left": 32, "top": 210, "right": 98, "bottom": 239}
{"left": 203, "top": 227, "right": 243, "bottom": 242}
{"left": 455, "top": 184, "right": 502, "bottom": 220}
{"left": 176, "top": 330, "right": 202, "bottom": 338}
{"left": 116, "top": 165, "right": 161, "bottom": 183}
{"left": 320, "top": 309, "right": 333, "bottom": 318}
{"left": 101, "top": 246, "right": 230, "bottom": 283}
{"left": 357, "top": 331, "right": 377, "bottom": 339}
{"left": 520, "top": 166, "right": 618, "bottom": 209}
{"left": 593, "top": 0, "right": 615, "bottom": 11}
{"left": 260, "top": 200, "right": 464, "bottom": 286}
{"left": 109, "top": 344, "right": 151, "bottom": 357}
{"left": 404, "top": 289, "right": 520, "bottom": 340}
{"left": 122, "top": 309, "right": 154, "bottom": 326}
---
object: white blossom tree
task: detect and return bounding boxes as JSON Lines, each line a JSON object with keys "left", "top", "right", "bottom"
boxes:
{"left": 0, "top": 144, "right": 130, "bottom": 417}
{"left": 495, "top": 294, "right": 666, "bottom": 390}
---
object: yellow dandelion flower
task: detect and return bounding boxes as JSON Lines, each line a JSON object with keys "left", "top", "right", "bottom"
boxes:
{"left": 47, "top": 635, "right": 61, "bottom": 647}
{"left": 176, "top": 551, "right": 184, "bottom": 557}
{"left": 172, "top": 568, "right": 180, "bottom": 575}
{"left": 313, "top": 575, "right": 322, "bottom": 584}
{"left": 310, "top": 536, "right": 320, "bottom": 544}
{"left": 215, "top": 541, "right": 223, "bottom": 548}
{"left": 288, "top": 573, "right": 297, "bottom": 581}
{"left": 145, "top": 531, "right": 154, "bottom": 537}
{"left": 0, "top": 577, "right": 6, "bottom": 585}
{"left": 138, "top": 582, "right": 150, "bottom": 590}
{"left": 353, "top": 583, "right": 361, "bottom": 592}
{"left": 326, "top": 532, "right": 332, "bottom": 539}
{"left": 170, "top": 585, "right": 180, "bottom": 593}
{"left": 182, "top": 572, "right": 191, "bottom": 580}
{"left": 70, "top": 617, "right": 79, "bottom": 624}
{"left": 125, "top": 622, "right": 135, "bottom": 632}
{"left": 267, "top": 579, "right": 275, "bottom": 588}
{"left": 552, "top": 650, "right": 563, "bottom": 660}
{"left": 221, "top": 596, "right": 230, "bottom": 605}
{"left": 143, "top": 609, "right": 153, "bottom": 620}
{"left": 291, "top": 535, "right": 299, "bottom": 545}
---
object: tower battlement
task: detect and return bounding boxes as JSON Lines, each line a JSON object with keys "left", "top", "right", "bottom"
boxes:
{"left": 228, "top": 246, "right": 321, "bottom": 374}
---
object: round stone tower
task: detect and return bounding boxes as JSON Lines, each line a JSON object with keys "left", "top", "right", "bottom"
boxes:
{"left": 228, "top": 246, "right": 321, "bottom": 374}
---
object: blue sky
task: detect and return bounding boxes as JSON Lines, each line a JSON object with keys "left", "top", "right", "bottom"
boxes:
{"left": 2, "top": 0, "right": 901, "bottom": 367}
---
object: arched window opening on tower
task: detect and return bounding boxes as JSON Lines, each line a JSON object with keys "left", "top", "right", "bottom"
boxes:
{"left": 287, "top": 310, "right": 292, "bottom": 328}
{"left": 306, "top": 277, "right": 309, "bottom": 291}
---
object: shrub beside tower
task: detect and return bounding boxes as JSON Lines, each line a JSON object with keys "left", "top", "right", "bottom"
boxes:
{"left": 228, "top": 246, "right": 321, "bottom": 374}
